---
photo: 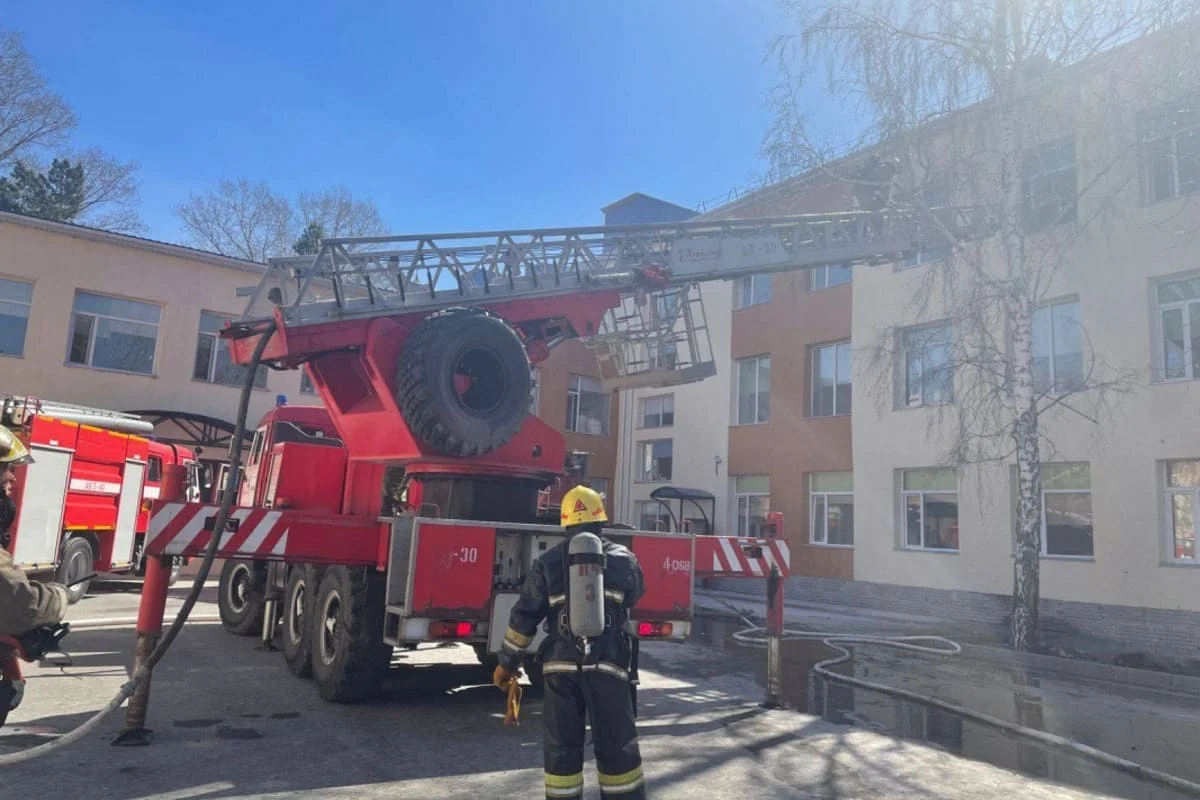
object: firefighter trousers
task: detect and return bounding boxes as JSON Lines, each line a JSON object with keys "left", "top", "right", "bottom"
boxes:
{"left": 542, "top": 670, "right": 645, "bottom": 799}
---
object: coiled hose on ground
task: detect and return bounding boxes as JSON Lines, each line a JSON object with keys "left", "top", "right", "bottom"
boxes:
{"left": 0, "top": 321, "right": 277, "bottom": 767}
{"left": 723, "top": 601, "right": 1200, "bottom": 797}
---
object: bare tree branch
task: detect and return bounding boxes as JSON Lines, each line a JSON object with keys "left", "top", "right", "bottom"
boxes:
{"left": 0, "top": 31, "right": 74, "bottom": 167}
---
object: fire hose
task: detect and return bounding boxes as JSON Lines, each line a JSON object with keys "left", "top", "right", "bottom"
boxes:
{"left": 722, "top": 601, "right": 1200, "bottom": 798}
{"left": 0, "top": 321, "right": 277, "bottom": 767}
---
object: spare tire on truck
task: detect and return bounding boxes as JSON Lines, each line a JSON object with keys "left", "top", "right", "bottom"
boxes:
{"left": 396, "top": 308, "right": 532, "bottom": 457}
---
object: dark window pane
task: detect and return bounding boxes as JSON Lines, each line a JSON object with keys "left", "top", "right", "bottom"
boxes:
{"left": 1163, "top": 308, "right": 1187, "bottom": 379}
{"left": 1044, "top": 492, "right": 1093, "bottom": 556}
{"left": 923, "top": 493, "right": 959, "bottom": 549}
{"left": 905, "top": 495, "right": 923, "bottom": 546}
{"left": 91, "top": 317, "right": 156, "bottom": 374}
{"left": 68, "top": 314, "right": 93, "bottom": 365}
{"left": 811, "top": 494, "right": 826, "bottom": 542}
{"left": 836, "top": 342, "right": 852, "bottom": 414}
{"left": 827, "top": 496, "right": 854, "bottom": 545}
{"left": 194, "top": 335, "right": 213, "bottom": 381}
{"left": 0, "top": 299, "right": 30, "bottom": 356}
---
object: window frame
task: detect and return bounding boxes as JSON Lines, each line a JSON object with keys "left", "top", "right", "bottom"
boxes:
{"left": 810, "top": 340, "right": 852, "bottom": 418}
{"left": 636, "top": 438, "right": 673, "bottom": 483}
{"left": 1162, "top": 459, "right": 1200, "bottom": 565}
{"left": 899, "top": 467, "right": 959, "bottom": 552}
{"left": 1038, "top": 463, "right": 1094, "bottom": 559}
{"left": 1139, "top": 98, "right": 1200, "bottom": 205}
{"left": 639, "top": 393, "right": 675, "bottom": 429}
{"left": 900, "top": 323, "right": 954, "bottom": 408}
{"left": 565, "top": 374, "right": 610, "bottom": 436}
{"left": 734, "top": 274, "right": 771, "bottom": 309}
{"left": 194, "top": 310, "right": 268, "bottom": 389}
{"left": 1032, "top": 298, "right": 1084, "bottom": 395}
{"left": 1022, "top": 137, "right": 1078, "bottom": 231}
{"left": 66, "top": 289, "right": 161, "bottom": 376}
{"left": 733, "top": 354, "right": 771, "bottom": 425}
{"left": 809, "top": 264, "right": 853, "bottom": 290}
{"left": 0, "top": 276, "right": 34, "bottom": 358}
{"left": 1155, "top": 276, "right": 1200, "bottom": 382}
{"left": 733, "top": 475, "right": 770, "bottom": 538}
{"left": 809, "top": 471, "right": 854, "bottom": 547}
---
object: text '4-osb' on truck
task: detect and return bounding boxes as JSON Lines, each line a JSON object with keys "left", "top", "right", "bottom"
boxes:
{"left": 2, "top": 396, "right": 203, "bottom": 602}
{"left": 142, "top": 209, "right": 984, "bottom": 702}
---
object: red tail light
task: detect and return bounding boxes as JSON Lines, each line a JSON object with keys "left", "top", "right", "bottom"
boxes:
{"left": 429, "top": 620, "right": 475, "bottom": 639}
{"left": 636, "top": 621, "right": 673, "bottom": 638}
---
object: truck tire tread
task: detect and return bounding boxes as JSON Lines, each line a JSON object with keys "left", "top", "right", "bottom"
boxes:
{"left": 310, "top": 566, "right": 392, "bottom": 703}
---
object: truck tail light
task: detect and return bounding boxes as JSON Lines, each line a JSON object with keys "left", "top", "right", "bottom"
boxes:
{"left": 636, "top": 621, "right": 673, "bottom": 639}
{"left": 428, "top": 620, "right": 475, "bottom": 639}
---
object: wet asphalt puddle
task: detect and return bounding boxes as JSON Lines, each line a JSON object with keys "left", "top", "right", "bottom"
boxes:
{"left": 684, "top": 612, "right": 1200, "bottom": 800}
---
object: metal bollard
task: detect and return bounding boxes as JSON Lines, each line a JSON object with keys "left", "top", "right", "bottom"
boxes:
{"left": 761, "top": 564, "right": 786, "bottom": 709}
{"left": 112, "top": 553, "right": 172, "bottom": 746}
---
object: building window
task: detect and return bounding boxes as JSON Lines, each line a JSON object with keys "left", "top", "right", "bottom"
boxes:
{"left": 300, "top": 369, "right": 316, "bottom": 395}
{"left": 0, "top": 277, "right": 33, "bottom": 357}
{"left": 810, "top": 264, "right": 852, "bottom": 290}
{"left": 637, "top": 439, "right": 673, "bottom": 482}
{"left": 195, "top": 311, "right": 268, "bottom": 389}
{"left": 636, "top": 500, "right": 672, "bottom": 531}
{"left": 1032, "top": 300, "right": 1084, "bottom": 394}
{"left": 734, "top": 355, "right": 771, "bottom": 424}
{"left": 1022, "top": 139, "right": 1077, "bottom": 230}
{"left": 565, "top": 375, "right": 610, "bottom": 435}
{"left": 529, "top": 368, "right": 540, "bottom": 414}
{"left": 811, "top": 340, "right": 852, "bottom": 417}
{"left": 587, "top": 477, "right": 609, "bottom": 503}
{"left": 733, "top": 475, "right": 770, "bottom": 537}
{"left": 67, "top": 290, "right": 160, "bottom": 375}
{"left": 1157, "top": 276, "right": 1200, "bottom": 380}
{"left": 1164, "top": 459, "right": 1200, "bottom": 563}
{"left": 1040, "top": 464, "right": 1093, "bottom": 557}
{"left": 1140, "top": 99, "right": 1200, "bottom": 204}
{"left": 810, "top": 471, "right": 853, "bottom": 546}
{"left": 901, "top": 468, "right": 959, "bottom": 551}
{"left": 640, "top": 394, "right": 674, "bottom": 428}
{"left": 649, "top": 340, "right": 677, "bottom": 370}
{"left": 901, "top": 324, "right": 953, "bottom": 407}
{"left": 734, "top": 275, "right": 771, "bottom": 309}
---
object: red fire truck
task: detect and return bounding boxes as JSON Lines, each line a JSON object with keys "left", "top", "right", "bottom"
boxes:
{"left": 2, "top": 396, "right": 201, "bottom": 602}
{"left": 143, "top": 208, "right": 984, "bottom": 703}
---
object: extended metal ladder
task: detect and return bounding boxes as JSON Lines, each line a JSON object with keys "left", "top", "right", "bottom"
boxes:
{"left": 2, "top": 396, "right": 155, "bottom": 435}
{"left": 237, "top": 207, "right": 992, "bottom": 390}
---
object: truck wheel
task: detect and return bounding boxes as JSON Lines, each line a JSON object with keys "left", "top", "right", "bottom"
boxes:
{"left": 396, "top": 308, "right": 532, "bottom": 457}
{"left": 310, "top": 566, "right": 392, "bottom": 703}
{"left": 283, "top": 565, "right": 320, "bottom": 678}
{"left": 57, "top": 537, "right": 93, "bottom": 605}
{"left": 218, "top": 559, "right": 266, "bottom": 636}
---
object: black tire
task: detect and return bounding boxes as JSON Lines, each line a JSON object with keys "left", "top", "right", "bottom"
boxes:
{"left": 310, "top": 566, "right": 392, "bottom": 703}
{"left": 218, "top": 559, "right": 266, "bottom": 637}
{"left": 283, "top": 565, "right": 319, "bottom": 678}
{"left": 57, "top": 537, "right": 93, "bottom": 605}
{"left": 396, "top": 308, "right": 532, "bottom": 457}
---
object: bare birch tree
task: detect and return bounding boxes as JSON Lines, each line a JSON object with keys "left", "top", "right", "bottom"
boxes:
{"left": 767, "top": 2, "right": 1198, "bottom": 650}
{"left": 297, "top": 186, "right": 385, "bottom": 242}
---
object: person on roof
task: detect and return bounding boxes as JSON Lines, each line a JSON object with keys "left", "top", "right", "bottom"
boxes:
{"left": 494, "top": 485, "right": 647, "bottom": 799}
{"left": 0, "top": 427, "right": 68, "bottom": 636}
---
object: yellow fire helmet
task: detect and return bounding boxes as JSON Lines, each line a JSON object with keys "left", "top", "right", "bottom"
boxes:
{"left": 561, "top": 485, "right": 608, "bottom": 527}
{"left": 0, "top": 426, "right": 32, "bottom": 466}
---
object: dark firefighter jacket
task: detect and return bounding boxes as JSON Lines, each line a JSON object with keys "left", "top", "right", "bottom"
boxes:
{"left": 499, "top": 536, "right": 645, "bottom": 681}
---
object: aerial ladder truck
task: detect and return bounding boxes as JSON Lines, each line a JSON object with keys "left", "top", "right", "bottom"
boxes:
{"left": 141, "top": 204, "right": 989, "bottom": 704}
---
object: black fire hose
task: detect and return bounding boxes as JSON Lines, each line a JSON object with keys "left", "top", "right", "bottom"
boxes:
{"left": 0, "top": 321, "right": 277, "bottom": 766}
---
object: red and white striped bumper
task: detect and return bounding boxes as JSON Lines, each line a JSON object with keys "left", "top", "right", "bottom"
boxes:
{"left": 694, "top": 537, "right": 791, "bottom": 579}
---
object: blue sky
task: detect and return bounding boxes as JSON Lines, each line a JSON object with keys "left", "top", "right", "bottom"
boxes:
{"left": 8, "top": 1, "right": 811, "bottom": 244}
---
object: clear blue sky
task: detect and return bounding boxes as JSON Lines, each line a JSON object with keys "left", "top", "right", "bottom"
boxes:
{"left": 7, "top": 1, "right": 817, "bottom": 244}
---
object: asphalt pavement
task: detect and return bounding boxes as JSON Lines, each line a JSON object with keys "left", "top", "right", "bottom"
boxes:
{"left": 0, "top": 578, "right": 1150, "bottom": 799}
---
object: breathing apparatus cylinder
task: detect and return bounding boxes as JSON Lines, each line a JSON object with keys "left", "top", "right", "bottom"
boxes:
{"left": 567, "top": 531, "right": 606, "bottom": 639}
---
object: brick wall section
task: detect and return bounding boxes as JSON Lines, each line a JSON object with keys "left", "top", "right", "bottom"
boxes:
{"left": 703, "top": 576, "right": 1200, "bottom": 662}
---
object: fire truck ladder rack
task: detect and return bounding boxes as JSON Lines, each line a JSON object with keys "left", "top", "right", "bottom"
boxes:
{"left": 2, "top": 396, "right": 155, "bottom": 435}
{"left": 237, "top": 206, "right": 992, "bottom": 391}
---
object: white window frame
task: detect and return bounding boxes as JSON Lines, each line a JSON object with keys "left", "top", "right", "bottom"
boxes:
{"left": 1022, "top": 138, "right": 1078, "bottom": 230}
{"left": 565, "top": 374, "right": 610, "bottom": 436}
{"left": 1032, "top": 299, "right": 1084, "bottom": 395}
{"left": 636, "top": 500, "right": 672, "bottom": 532}
{"left": 1156, "top": 276, "right": 1200, "bottom": 382}
{"left": 900, "top": 323, "right": 954, "bottom": 408}
{"left": 636, "top": 439, "right": 673, "bottom": 483}
{"left": 195, "top": 311, "right": 268, "bottom": 389}
{"left": 67, "top": 290, "right": 161, "bottom": 376}
{"left": 1162, "top": 459, "right": 1200, "bottom": 565}
{"left": 733, "top": 475, "right": 770, "bottom": 538}
{"left": 734, "top": 354, "right": 770, "bottom": 425}
{"left": 811, "top": 340, "right": 852, "bottom": 418}
{"left": 1140, "top": 99, "right": 1200, "bottom": 204}
{"left": 900, "top": 468, "right": 959, "bottom": 552}
{"left": 1038, "top": 463, "right": 1093, "bottom": 559}
{"left": 809, "top": 472, "right": 853, "bottom": 547}
{"left": 639, "top": 394, "right": 674, "bottom": 429}
{"left": 734, "top": 274, "right": 771, "bottom": 309}
{"left": 810, "top": 264, "right": 852, "bottom": 290}
{"left": 0, "top": 277, "right": 33, "bottom": 357}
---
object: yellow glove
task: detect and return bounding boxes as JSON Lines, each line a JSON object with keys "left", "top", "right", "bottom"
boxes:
{"left": 492, "top": 664, "right": 522, "bottom": 727}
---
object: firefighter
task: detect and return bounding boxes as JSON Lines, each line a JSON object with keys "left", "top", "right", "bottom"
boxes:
{"left": 494, "top": 485, "right": 647, "bottom": 800}
{"left": 0, "top": 426, "right": 68, "bottom": 636}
